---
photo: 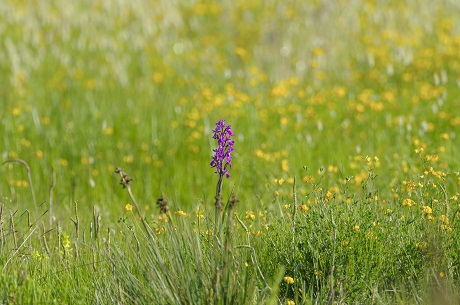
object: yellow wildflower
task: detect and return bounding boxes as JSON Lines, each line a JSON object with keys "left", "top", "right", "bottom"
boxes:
{"left": 402, "top": 198, "right": 415, "bottom": 207}
{"left": 158, "top": 214, "right": 169, "bottom": 222}
{"left": 174, "top": 210, "right": 188, "bottom": 217}
{"left": 440, "top": 225, "right": 452, "bottom": 232}
{"left": 283, "top": 276, "right": 294, "bottom": 284}
{"left": 298, "top": 205, "right": 309, "bottom": 212}
{"left": 61, "top": 233, "right": 71, "bottom": 251}
{"left": 234, "top": 47, "right": 248, "bottom": 60}
{"left": 245, "top": 211, "right": 256, "bottom": 221}
{"left": 102, "top": 127, "right": 114, "bottom": 135}
{"left": 416, "top": 242, "right": 427, "bottom": 250}
{"left": 123, "top": 155, "right": 134, "bottom": 164}
{"left": 420, "top": 206, "right": 432, "bottom": 214}
{"left": 439, "top": 215, "right": 449, "bottom": 224}
{"left": 32, "top": 250, "right": 42, "bottom": 262}
{"left": 155, "top": 226, "right": 166, "bottom": 234}
{"left": 324, "top": 191, "right": 333, "bottom": 202}
{"left": 12, "top": 107, "right": 21, "bottom": 116}
{"left": 281, "top": 159, "right": 289, "bottom": 172}
{"left": 314, "top": 270, "right": 322, "bottom": 276}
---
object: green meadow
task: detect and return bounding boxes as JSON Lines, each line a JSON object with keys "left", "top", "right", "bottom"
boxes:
{"left": 1, "top": 0, "right": 460, "bottom": 304}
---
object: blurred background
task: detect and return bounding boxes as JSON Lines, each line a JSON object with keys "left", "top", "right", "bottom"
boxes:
{"left": 1, "top": 0, "right": 459, "bottom": 218}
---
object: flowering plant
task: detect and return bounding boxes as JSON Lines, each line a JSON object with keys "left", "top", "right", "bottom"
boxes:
{"left": 210, "top": 120, "right": 234, "bottom": 178}
{"left": 210, "top": 120, "right": 234, "bottom": 214}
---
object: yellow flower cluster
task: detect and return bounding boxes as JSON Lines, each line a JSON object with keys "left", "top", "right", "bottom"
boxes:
{"left": 420, "top": 206, "right": 432, "bottom": 214}
{"left": 402, "top": 198, "right": 416, "bottom": 207}
{"left": 174, "top": 211, "right": 188, "bottom": 217}
{"left": 283, "top": 276, "right": 294, "bottom": 284}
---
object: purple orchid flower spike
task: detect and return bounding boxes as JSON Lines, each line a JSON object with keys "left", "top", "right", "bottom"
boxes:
{"left": 210, "top": 120, "right": 234, "bottom": 215}
{"left": 210, "top": 120, "right": 234, "bottom": 179}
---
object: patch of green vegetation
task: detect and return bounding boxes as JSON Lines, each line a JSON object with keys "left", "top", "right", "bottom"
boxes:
{"left": 1, "top": 0, "right": 460, "bottom": 303}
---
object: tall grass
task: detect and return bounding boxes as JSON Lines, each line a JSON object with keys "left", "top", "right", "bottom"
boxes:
{"left": 1, "top": 0, "right": 460, "bottom": 304}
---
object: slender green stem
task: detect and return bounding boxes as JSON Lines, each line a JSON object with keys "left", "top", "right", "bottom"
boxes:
{"left": 214, "top": 175, "right": 223, "bottom": 225}
{"left": 126, "top": 185, "right": 154, "bottom": 242}
{"left": 3, "top": 159, "right": 37, "bottom": 210}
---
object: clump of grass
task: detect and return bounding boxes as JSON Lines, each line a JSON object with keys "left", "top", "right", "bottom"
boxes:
{"left": 103, "top": 118, "right": 277, "bottom": 304}
{"left": 105, "top": 170, "right": 273, "bottom": 304}
{"left": 114, "top": 167, "right": 154, "bottom": 241}
{"left": 257, "top": 158, "right": 460, "bottom": 304}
